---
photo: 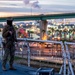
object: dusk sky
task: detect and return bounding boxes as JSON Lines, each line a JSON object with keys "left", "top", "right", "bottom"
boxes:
{"left": 0, "top": 0, "right": 75, "bottom": 17}
{"left": 0, "top": 0, "right": 75, "bottom": 5}
{"left": 0, "top": 0, "right": 75, "bottom": 12}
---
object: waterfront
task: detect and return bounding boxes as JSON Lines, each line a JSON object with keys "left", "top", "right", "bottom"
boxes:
{"left": 0, "top": 0, "right": 75, "bottom": 75}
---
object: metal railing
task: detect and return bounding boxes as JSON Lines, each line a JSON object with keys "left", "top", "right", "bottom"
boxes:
{"left": 0, "top": 38, "right": 74, "bottom": 75}
{"left": 64, "top": 42, "right": 75, "bottom": 75}
{"left": 16, "top": 38, "right": 74, "bottom": 75}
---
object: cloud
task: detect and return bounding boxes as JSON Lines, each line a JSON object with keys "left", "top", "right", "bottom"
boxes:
{"left": 0, "top": 0, "right": 75, "bottom": 13}
{"left": 23, "top": 0, "right": 41, "bottom": 9}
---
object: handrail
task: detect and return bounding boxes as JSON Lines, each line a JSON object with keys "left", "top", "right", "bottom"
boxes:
{"left": 17, "top": 38, "right": 62, "bottom": 44}
{"left": 0, "top": 38, "right": 74, "bottom": 75}
{"left": 17, "top": 38, "right": 67, "bottom": 75}
{"left": 17, "top": 38, "right": 74, "bottom": 75}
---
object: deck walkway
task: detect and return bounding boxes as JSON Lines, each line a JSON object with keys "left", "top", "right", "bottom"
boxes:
{"left": 0, "top": 60, "right": 37, "bottom": 75}
{"left": 0, "top": 60, "right": 61, "bottom": 75}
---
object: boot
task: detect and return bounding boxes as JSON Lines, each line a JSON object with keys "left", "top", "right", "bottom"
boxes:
{"left": 2, "top": 66, "right": 7, "bottom": 71}
{"left": 9, "top": 65, "right": 16, "bottom": 70}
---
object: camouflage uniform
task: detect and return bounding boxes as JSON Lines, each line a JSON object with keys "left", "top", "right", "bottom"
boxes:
{"left": 2, "top": 23, "right": 17, "bottom": 68}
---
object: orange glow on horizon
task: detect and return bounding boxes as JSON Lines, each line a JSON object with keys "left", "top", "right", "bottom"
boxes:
{"left": 41, "top": 34, "right": 48, "bottom": 48}
{"left": 42, "top": 34, "right": 47, "bottom": 40}
{"left": 0, "top": 12, "right": 41, "bottom": 18}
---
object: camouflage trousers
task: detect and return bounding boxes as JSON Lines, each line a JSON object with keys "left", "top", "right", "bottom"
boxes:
{"left": 2, "top": 44, "right": 16, "bottom": 67}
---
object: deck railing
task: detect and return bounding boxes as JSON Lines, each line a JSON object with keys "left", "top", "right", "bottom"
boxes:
{"left": 0, "top": 38, "right": 74, "bottom": 75}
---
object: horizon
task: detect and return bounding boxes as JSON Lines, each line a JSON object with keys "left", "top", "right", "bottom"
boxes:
{"left": 0, "top": 0, "right": 75, "bottom": 18}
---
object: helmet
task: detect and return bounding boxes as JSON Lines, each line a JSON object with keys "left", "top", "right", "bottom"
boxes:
{"left": 6, "top": 17, "right": 13, "bottom": 26}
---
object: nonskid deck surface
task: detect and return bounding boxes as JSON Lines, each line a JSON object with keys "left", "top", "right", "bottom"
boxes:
{"left": 0, "top": 61, "right": 37, "bottom": 75}
{"left": 0, "top": 60, "right": 61, "bottom": 75}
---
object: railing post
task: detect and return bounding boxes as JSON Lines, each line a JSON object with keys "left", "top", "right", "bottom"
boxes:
{"left": 22, "top": 42, "right": 24, "bottom": 58}
{"left": 59, "top": 42, "right": 66, "bottom": 75}
{"left": 65, "top": 42, "right": 74, "bottom": 75}
{"left": 0, "top": 37, "right": 3, "bottom": 60}
{"left": 25, "top": 39, "right": 30, "bottom": 67}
